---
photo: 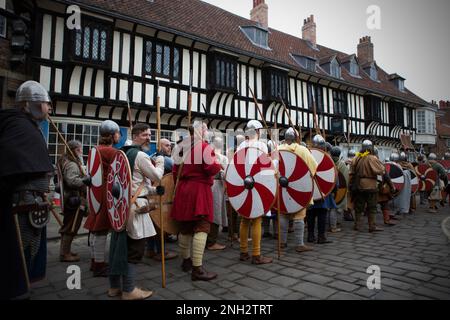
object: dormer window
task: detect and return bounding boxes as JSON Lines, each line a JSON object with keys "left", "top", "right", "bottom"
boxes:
{"left": 291, "top": 54, "right": 316, "bottom": 72}
{"left": 398, "top": 80, "right": 405, "bottom": 92}
{"left": 240, "top": 26, "right": 269, "bottom": 49}
{"left": 369, "top": 65, "right": 378, "bottom": 81}
{"left": 389, "top": 74, "right": 406, "bottom": 92}
{"left": 330, "top": 58, "right": 341, "bottom": 78}
{"left": 350, "top": 58, "right": 359, "bottom": 76}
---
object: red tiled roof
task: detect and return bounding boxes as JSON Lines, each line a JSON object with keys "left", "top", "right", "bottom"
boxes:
{"left": 67, "top": 0, "right": 429, "bottom": 106}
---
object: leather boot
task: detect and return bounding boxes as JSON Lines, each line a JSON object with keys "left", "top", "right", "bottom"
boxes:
{"left": 251, "top": 255, "right": 273, "bottom": 265}
{"left": 191, "top": 266, "right": 218, "bottom": 281}
{"left": 181, "top": 258, "right": 193, "bottom": 272}
{"left": 368, "top": 214, "right": 384, "bottom": 233}
{"left": 240, "top": 252, "right": 250, "bottom": 261}
{"left": 60, "top": 235, "right": 80, "bottom": 262}
{"left": 353, "top": 213, "right": 362, "bottom": 231}
{"left": 317, "top": 235, "right": 333, "bottom": 244}
{"left": 93, "top": 262, "right": 109, "bottom": 277}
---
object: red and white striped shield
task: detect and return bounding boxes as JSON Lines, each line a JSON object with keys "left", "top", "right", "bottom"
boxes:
{"left": 409, "top": 169, "right": 419, "bottom": 195}
{"left": 415, "top": 164, "right": 437, "bottom": 192}
{"left": 385, "top": 162, "right": 405, "bottom": 191}
{"left": 225, "top": 147, "right": 277, "bottom": 219}
{"left": 106, "top": 150, "right": 131, "bottom": 232}
{"left": 310, "top": 148, "right": 337, "bottom": 201}
{"left": 272, "top": 150, "right": 314, "bottom": 214}
{"left": 87, "top": 147, "right": 104, "bottom": 215}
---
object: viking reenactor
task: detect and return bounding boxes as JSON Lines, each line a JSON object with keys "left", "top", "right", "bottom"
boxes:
{"left": 108, "top": 123, "right": 164, "bottom": 300}
{"left": 377, "top": 153, "right": 398, "bottom": 226}
{"left": 171, "top": 120, "right": 222, "bottom": 281}
{"left": 0, "top": 81, "right": 54, "bottom": 299}
{"left": 392, "top": 152, "right": 413, "bottom": 216}
{"left": 428, "top": 153, "right": 448, "bottom": 213}
{"left": 416, "top": 154, "right": 428, "bottom": 205}
{"left": 349, "top": 140, "right": 387, "bottom": 232}
{"left": 329, "top": 146, "right": 348, "bottom": 233}
{"left": 443, "top": 152, "right": 450, "bottom": 206}
{"left": 306, "top": 135, "right": 336, "bottom": 244}
{"left": 145, "top": 138, "right": 178, "bottom": 261}
{"left": 84, "top": 120, "right": 121, "bottom": 277}
{"left": 206, "top": 135, "right": 228, "bottom": 251}
{"left": 57, "top": 140, "right": 91, "bottom": 262}
{"left": 236, "top": 120, "right": 273, "bottom": 264}
{"left": 278, "top": 128, "right": 317, "bottom": 253}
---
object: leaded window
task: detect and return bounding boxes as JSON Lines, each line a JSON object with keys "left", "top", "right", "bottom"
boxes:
{"left": 144, "top": 40, "right": 181, "bottom": 80}
{"left": 333, "top": 90, "right": 348, "bottom": 116}
{"left": 210, "top": 54, "right": 237, "bottom": 92}
{"left": 72, "top": 19, "right": 110, "bottom": 65}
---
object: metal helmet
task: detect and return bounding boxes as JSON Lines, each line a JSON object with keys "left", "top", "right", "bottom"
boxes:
{"left": 246, "top": 120, "right": 263, "bottom": 131}
{"left": 445, "top": 152, "right": 450, "bottom": 160}
{"left": 399, "top": 152, "right": 407, "bottom": 162}
{"left": 312, "top": 135, "right": 325, "bottom": 148}
{"left": 285, "top": 127, "right": 297, "bottom": 141}
{"left": 348, "top": 150, "right": 356, "bottom": 158}
{"left": 390, "top": 153, "right": 400, "bottom": 162}
{"left": 16, "top": 80, "right": 51, "bottom": 103}
{"left": 428, "top": 153, "right": 437, "bottom": 161}
{"left": 100, "top": 120, "right": 120, "bottom": 136}
{"left": 362, "top": 140, "right": 373, "bottom": 148}
{"left": 331, "top": 146, "right": 341, "bottom": 158}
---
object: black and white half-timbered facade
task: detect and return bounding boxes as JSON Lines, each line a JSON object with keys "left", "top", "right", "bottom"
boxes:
{"left": 0, "top": 0, "right": 434, "bottom": 163}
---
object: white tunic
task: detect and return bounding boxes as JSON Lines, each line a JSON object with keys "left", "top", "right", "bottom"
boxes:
{"left": 126, "top": 151, "right": 164, "bottom": 240}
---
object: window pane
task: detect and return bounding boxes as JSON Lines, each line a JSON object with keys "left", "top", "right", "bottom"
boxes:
{"left": 173, "top": 47, "right": 179, "bottom": 79}
{"left": 100, "top": 31, "right": 106, "bottom": 61}
{"left": 92, "top": 29, "right": 99, "bottom": 60}
{"left": 220, "top": 60, "right": 225, "bottom": 86}
{"left": 226, "top": 62, "right": 231, "bottom": 88}
{"left": 230, "top": 63, "right": 235, "bottom": 88}
{"left": 75, "top": 30, "right": 82, "bottom": 56}
{"left": 83, "top": 27, "right": 90, "bottom": 58}
{"left": 156, "top": 44, "right": 162, "bottom": 74}
{"left": 163, "top": 45, "right": 170, "bottom": 76}
{"left": 145, "top": 41, "right": 152, "bottom": 73}
{"left": 216, "top": 59, "right": 221, "bottom": 86}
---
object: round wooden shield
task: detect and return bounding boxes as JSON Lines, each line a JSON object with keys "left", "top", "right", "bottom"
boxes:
{"left": 272, "top": 150, "right": 314, "bottom": 214}
{"left": 149, "top": 173, "right": 180, "bottom": 235}
{"left": 87, "top": 147, "right": 104, "bottom": 215}
{"left": 409, "top": 169, "right": 419, "bottom": 195}
{"left": 385, "top": 162, "right": 405, "bottom": 191}
{"left": 106, "top": 151, "right": 131, "bottom": 232}
{"left": 310, "top": 148, "right": 337, "bottom": 201}
{"left": 415, "top": 164, "right": 437, "bottom": 192}
{"left": 225, "top": 147, "right": 277, "bottom": 219}
{"left": 334, "top": 170, "right": 348, "bottom": 206}
{"left": 56, "top": 163, "right": 64, "bottom": 210}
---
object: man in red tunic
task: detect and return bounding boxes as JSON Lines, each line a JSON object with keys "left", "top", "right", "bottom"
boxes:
{"left": 171, "top": 120, "right": 222, "bottom": 281}
{"left": 84, "top": 120, "right": 121, "bottom": 277}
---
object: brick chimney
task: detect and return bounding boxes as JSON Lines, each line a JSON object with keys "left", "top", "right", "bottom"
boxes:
{"left": 302, "top": 15, "right": 316, "bottom": 46}
{"left": 250, "top": 0, "right": 268, "bottom": 29}
{"left": 357, "top": 36, "right": 374, "bottom": 63}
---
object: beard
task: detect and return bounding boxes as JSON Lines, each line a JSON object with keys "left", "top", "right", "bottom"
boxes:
{"left": 141, "top": 142, "right": 151, "bottom": 152}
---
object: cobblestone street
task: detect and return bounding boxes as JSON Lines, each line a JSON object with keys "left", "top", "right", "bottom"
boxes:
{"left": 32, "top": 203, "right": 450, "bottom": 300}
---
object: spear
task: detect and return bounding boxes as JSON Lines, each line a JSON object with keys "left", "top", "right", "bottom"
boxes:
{"left": 246, "top": 82, "right": 272, "bottom": 141}
{"left": 188, "top": 69, "right": 193, "bottom": 126}
{"left": 126, "top": 91, "right": 133, "bottom": 132}
{"left": 156, "top": 80, "right": 166, "bottom": 288}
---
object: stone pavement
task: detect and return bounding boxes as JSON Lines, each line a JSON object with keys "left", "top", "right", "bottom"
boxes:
{"left": 32, "top": 203, "right": 450, "bottom": 300}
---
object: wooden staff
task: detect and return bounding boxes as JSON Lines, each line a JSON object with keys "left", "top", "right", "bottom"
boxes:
{"left": 126, "top": 91, "right": 133, "bottom": 132}
{"left": 50, "top": 207, "right": 63, "bottom": 227}
{"left": 156, "top": 80, "right": 166, "bottom": 288}
{"left": 14, "top": 215, "right": 30, "bottom": 293}
{"left": 188, "top": 69, "right": 193, "bottom": 126}
{"left": 279, "top": 95, "right": 300, "bottom": 144}
{"left": 246, "top": 82, "right": 272, "bottom": 141}
{"left": 277, "top": 175, "right": 281, "bottom": 260}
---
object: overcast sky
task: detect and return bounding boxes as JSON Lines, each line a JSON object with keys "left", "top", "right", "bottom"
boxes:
{"left": 202, "top": 0, "right": 450, "bottom": 103}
